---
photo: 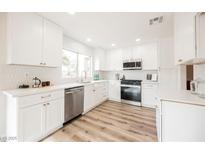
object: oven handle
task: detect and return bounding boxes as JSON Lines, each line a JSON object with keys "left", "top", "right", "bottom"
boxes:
{"left": 121, "top": 85, "right": 141, "bottom": 88}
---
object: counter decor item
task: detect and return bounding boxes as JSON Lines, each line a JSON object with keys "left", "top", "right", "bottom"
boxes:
{"left": 42, "top": 81, "right": 51, "bottom": 87}
{"left": 93, "top": 73, "right": 100, "bottom": 80}
{"left": 32, "top": 77, "right": 41, "bottom": 88}
{"left": 19, "top": 84, "right": 29, "bottom": 89}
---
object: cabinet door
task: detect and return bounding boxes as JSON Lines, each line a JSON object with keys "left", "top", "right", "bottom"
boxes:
{"left": 84, "top": 85, "right": 94, "bottom": 113}
{"left": 132, "top": 46, "right": 142, "bottom": 60}
{"left": 142, "top": 83, "right": 158, "bottom": 108}
{"left": 19, "top": 104, "right": 45, "bottom": 141}
{"left": 43, "top": 19, "right": 63, "bottom": 67}
{"left": 46, "top": 99, "right": 64, "bottom": 134}
{"left": 174, "top": 13, "right": 196, "bottom": 65}
{"left": 162, "top": 101, "right": 205, "bottom": 141}
{"left": 141, "top": 43, "right": 158, "bottom": 70}
{"left": 197, "top": 13, "right": 205, "bottom": 59}
{"left": 108, "top": 80, "right": 121, "bottom": 102}
{"left": 106, "top": 49, "right": 122, "bottom": 71}
{"left": 94, "top": 48, "right": 106, "bottom": 71}
{"left": 7, "top": 13, "right": 43, "bottom": 66}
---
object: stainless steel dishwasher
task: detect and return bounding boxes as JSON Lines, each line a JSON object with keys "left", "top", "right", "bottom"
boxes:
{"left": 64, "top": 86, "right": 84, "bottom": 123}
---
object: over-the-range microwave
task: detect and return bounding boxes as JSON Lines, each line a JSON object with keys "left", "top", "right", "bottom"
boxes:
{"left": 123, "top": 60, "right": 142, "bottom": 70}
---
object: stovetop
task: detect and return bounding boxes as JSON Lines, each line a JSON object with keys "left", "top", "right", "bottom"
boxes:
{"left": 121, "top": 80, "right": 142, "bottom": 85}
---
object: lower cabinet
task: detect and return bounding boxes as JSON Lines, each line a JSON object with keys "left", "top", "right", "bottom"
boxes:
{"left": 84, "top": 81, "right": 108, "bottom": 114}
{"left": 45, "top": 99, "right": 64, "bottom": 135}
{"left": 108, "top": 80, "right": 121, "bottom": 102}
{"left": 161, "top": 101, "right": 205, "bottom": 141}
{"left": 6, "top": 90, "right": 64, "bottom": 142}
{"left": 19, "top": 103, "right": 46, "bottom": 141}
{"left": 142, "top": 83, "right": 159, "bottom": 108}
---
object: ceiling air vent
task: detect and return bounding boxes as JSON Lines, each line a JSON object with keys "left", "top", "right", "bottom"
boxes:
{"left": 149, "top": 16, "right": 163, "bottom": 25}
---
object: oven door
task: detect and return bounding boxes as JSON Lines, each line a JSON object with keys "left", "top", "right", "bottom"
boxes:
{"left": 121, "top": 85, "right": 141, "bottom": 102}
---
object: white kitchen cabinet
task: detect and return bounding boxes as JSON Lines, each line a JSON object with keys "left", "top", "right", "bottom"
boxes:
{"left": 108, "top": 80, "right": 121, "bottom": 102}
{"left": 5, "top": 90, "right": 64, "bottom": 141}
{"left": 43, "top": 19, "right": 63, "bottom": 67}
{"left": 174, "top": 13, "right": 205, "bottom": 65}
{"left": 83, "top": 81, "right": 108, "bottom": 114}
{"left": 46, "top": 99, "right": 64, "bottom": 135}
{"left": 84, "top": 84, "right": 95, "bottom": 113}
{"left": 105, "top": 49, "right": 122, "bottom": 71}
{"left": 19, "top": 103, "right": 45, "bottom": 141}
{"left": 6, "top": 13, "right": 63, "bottom": 67}
{"left": 122, "top": 47, "right": 133, "bottom": 61}
{"left": 142, "top": 82, "right": 159, "bottom": 108}
{"left": 141, "top": 43, "right": 158, "bottom": 70}
{"left": 132, "top": 46, "right": 142, "bottom": 60}
{"left": 7, "top": 13, "right": 43, "bottom": 66}
{"left": 94, "top": 48, "right": 106, "bottom": 71}
{"left": 174, "top": 13, "right": 196, "bottom": 65}
{"left": 156, "top": 103, "right": 161, "bottom": 142}
{"left": 161, "top": 101, "right": 205, "bottom": 141}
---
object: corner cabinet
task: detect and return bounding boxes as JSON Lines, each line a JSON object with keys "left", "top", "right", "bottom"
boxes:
{"left": 6, "top": 13, "right": 62, "bottom": 67}
{"left": 6, "top": 90, "right": 64, "bottom": 142}
{"left": 83, "top": 81, "right": 108, "bottom": 114}
{"left": 108, "top": 80, "right": 121, "bottom": 102}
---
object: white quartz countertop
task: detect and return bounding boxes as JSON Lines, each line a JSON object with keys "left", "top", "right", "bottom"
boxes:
{"left": 3, "top": 80, "right": 108, "bottom": 97}
{"left": 159, "top": 89, "right": 205, "bottom": 106}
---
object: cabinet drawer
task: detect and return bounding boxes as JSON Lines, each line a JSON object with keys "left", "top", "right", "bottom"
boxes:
{"left": 18, "top": 90, "right": 64, "bottom": 108}
{"left": 143, "top": 83, "right": 158, "bottom": 89}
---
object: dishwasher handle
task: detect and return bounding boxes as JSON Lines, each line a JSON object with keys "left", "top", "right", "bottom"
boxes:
{"left": 65, "top": 90, "right": 82, "bottom": 95}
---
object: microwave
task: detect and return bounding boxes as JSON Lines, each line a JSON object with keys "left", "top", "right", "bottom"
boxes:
{"left": 123, "top": 60, "right": 142, "bottom": 70}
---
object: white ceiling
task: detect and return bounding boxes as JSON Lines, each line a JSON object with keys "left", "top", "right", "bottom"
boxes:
{"left": 39, "top": 12, "right": 174, "bottom": 50}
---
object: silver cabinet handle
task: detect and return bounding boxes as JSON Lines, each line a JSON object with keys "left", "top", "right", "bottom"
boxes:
{"left": 41, "top": 94, "right": 51, "bottom": 99}
{"left": 47, "top": 103, "right": 50, "bottom": 105}
{"left": 43, "top": 104, "right": 46, "bottom": 106}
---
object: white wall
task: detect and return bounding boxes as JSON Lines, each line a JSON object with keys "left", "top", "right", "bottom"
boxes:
{"left": 158, "top": 37, "right": 179, "bottom": 91}
{"left": 63, "top": 36, "right": 93, "bottom": 56}
{"left": 0, "top": 13, "right": 94, "bottom": 137}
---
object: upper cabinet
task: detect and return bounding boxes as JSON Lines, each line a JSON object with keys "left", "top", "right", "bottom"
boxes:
{"left": 102, "top": 42, "right": 158, "bottom": 71}
{"left": 174, "top": 12, "right": 205, "bottom": 65}
{"left": 140, "top": 42, "right": 158, "bottom": 70}
{"left": 43, "top": 19, "right": 63, "bottom": 67}
{"left": 94, "top": 48, "right": 106, "bottom": 71}
{"left": 105, "top": 49, "right": 122, "bottom": 71}
{"left": 7, "top": 13, "right": 43, "bottom": 66}
{"left": 6, "top": 13, "right": 63, "bottom": 67}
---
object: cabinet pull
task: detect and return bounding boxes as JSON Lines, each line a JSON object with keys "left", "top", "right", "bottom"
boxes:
{"left": 47, "top": 103, "right": 50, "bottom": 105}
{"left": 41, "top": 94, "right": 51, "bottom": 99}
{"left": 43, "top": 104, "right": 46, "bottom": 106}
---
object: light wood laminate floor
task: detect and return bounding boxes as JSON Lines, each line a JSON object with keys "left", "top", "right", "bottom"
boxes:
{"left": 43, "top": 101, "right": 157, "bottom": 142}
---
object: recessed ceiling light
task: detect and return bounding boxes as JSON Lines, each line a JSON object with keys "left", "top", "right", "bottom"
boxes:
{"left": 67, "top": 11, "right": 76, "bottom": 15}
{"left": 111, "top": 44, "right": 116, "bottom": 47}
{"left": 86, "top": 38, "right": 92, "bottom": 42}
{"left": 136, "top": 38, "right": 141, "bottom": 42}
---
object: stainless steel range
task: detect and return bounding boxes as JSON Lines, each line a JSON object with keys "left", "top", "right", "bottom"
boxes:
{"left": 121, "top": 80, "right": 142, "bottom": 106}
